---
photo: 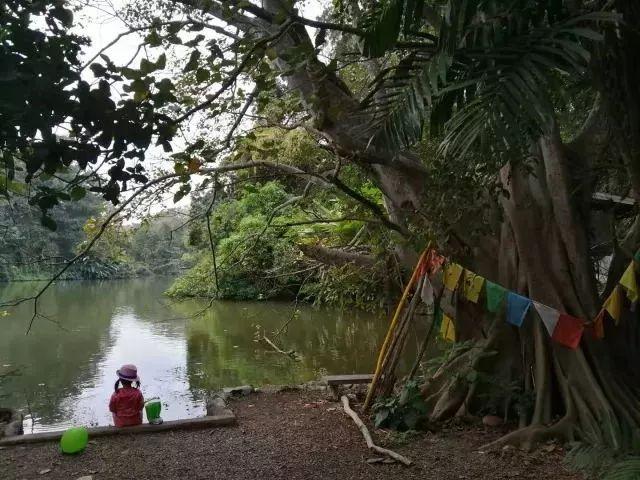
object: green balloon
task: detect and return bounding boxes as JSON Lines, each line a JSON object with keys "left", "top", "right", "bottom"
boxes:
{"left": 60, "top": 427, "right": 88, "bottom": 454}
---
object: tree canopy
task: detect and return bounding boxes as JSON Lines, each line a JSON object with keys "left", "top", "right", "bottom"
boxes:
{"left": 2, "top": 0, "right": 640, "bottom": 466}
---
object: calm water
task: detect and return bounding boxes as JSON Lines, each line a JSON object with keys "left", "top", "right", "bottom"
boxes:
{"left": 0, "top": 278, "right": 425, "bottom": 433}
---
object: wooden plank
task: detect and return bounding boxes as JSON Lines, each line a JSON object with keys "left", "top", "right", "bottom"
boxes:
{"left": 324, "top": 374, "right": 374, "bottom": 385}
{"left": 0, "top": 411, "right": 236, "bottom": 446}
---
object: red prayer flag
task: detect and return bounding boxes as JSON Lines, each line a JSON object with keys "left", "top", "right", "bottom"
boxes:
{"left": 426, "top": 250, "right": 446, "bottom": 277}
{"left": 552, "top": 314, "right": 584, "bottom": 349}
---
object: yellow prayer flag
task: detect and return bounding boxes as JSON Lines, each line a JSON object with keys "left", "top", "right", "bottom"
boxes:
{"left": 620, "top": 262, "right": 639, "bottom": 303}
{"left": 462, "top": 269, "right": 485, "bottom": 303}
{"left": 604, "top": 286, "right": 623, "bottom": 324}
{"left": 443, "top": 263, "right": 464, "bottom": 291}
{"left": 440, "top": 314, "right": 456, "bottom": 342}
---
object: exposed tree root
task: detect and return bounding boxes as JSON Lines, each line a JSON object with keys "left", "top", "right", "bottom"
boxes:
{"left": 341, "top": 396, "right": 412, "bottom": 466}
{"left": 480, "top": 415, "right": 575, "bottom": 452}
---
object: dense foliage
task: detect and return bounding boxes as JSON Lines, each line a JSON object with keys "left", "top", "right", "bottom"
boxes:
{"left": 168, "top": 128, "right": 386, "bottom": 310}
{"left": 0, "top": 177, "right": 190, "bottom": 281}
{"left": 2, "top": 0, "right": 640, "bottom": 463}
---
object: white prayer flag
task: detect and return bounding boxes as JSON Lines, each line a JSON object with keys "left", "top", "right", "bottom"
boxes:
{"left": 421, "top": 275, "right": 434, "bottom": 306}
{"left": 534, "top": 301, "right": 560, "bottom": 336}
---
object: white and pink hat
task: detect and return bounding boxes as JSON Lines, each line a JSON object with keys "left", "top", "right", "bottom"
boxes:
{"left": 116, "top": 364, "right": 140, "bottom": 383}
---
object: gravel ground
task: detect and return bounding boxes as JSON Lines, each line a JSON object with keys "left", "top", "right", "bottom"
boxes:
{"left": 0, "top": 390, "right": 581, "bottom": 480}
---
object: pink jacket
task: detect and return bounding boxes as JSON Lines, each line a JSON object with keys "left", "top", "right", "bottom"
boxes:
{"left": 109, "top": 386, "right": 144, "bottom": 427}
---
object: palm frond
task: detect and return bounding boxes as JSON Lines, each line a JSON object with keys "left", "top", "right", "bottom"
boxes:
{"left": 358, "top": 0, "right": 432, "bottom": 57}
{"left": 353, "top": 0, "right": 619, "bottom": 156}
{"left": 604, "top": 459, "right": 640, "bottom": 480}
{"left": 564, "top": 442, "right": 618, "bottom": 479}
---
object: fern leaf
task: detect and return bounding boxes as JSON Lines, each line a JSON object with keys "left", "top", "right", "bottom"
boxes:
{"left": 604, "top": 459, "right": 640, "bottom": 480}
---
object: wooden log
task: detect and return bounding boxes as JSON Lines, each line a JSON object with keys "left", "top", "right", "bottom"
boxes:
{"left": 0, "top": 411, "right": 236, "bottom": 446}
{"left": 341, "top": 395, "right": 412, "bottom": 466}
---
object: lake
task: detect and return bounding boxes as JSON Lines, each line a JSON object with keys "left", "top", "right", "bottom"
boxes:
{"left": 0, "top": 278, "right": 426, "bottom": 433}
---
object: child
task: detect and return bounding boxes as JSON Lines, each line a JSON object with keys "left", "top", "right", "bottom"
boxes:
{"left": 109, "top": 364, "right": 144, "bottom": 427}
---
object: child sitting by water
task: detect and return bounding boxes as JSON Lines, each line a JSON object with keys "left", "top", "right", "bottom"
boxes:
{"left": 109, "top": 364, "right": 144, "bottom": 427}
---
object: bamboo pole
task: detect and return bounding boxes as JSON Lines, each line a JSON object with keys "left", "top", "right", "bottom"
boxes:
{"left": 363, "top": 245, "right": 430, "bottom": 411}
{"left": 407, "top": 304, "right": 438, "bottom": 380}
{"left": 377, "top": 275, "right": 425, "bottom": 398}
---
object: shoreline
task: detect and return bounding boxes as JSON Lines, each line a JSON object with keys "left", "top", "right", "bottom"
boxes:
{"left": 0, "top": 389, "right": 581, "bottom": 480}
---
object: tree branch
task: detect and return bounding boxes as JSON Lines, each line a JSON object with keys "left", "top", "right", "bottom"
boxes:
{"left": 299, "top": 244, "right": 375, "bottom": 268}
{"left": 273, "top": 216, "right": 381, "bottom": 227}
{"left": 205, "top": 177, "right": 220, "bottom": 293}
{"left": 172, "top": 22, "right": 292, "bottom": 124}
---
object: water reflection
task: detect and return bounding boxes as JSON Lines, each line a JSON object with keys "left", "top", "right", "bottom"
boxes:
{"left": 0, "top": 278, "right": 417, "bottom": 432}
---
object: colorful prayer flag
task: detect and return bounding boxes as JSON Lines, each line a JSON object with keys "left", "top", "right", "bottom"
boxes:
{"left": 591, "top": 310, "right": 605, "bottom": 340}
{"left": 434, "top": 307, "right": 443, "bottom": 330}
{"left": 430, "top": 270, "right": 444, "bottom": 299}
{"left": 506, "top": 292, "right": 532, "bottom": 327}
{"left": 533, "top": 302, "right": 560, "bottom": 337}
{"left": 440, "top": 288, "right": 457, "bottom": 318}
{"left": 420, "top": 275, "right": 434, "bottom": 306}
{"left": 604, "top": 286, "right": 624, "bottom": 324}
{"left": 485, "top": 281, "right": 507, "bottom": 313}
{"left": 462, "top": 270, "right": 485, "bottom": 303}
{"left": 425, "top": 250, "right": 446, "bottom": 277}
{"left": 551, "top": 313, "right": 584, "bottom": 349}
{"left": 619, "top": 262, "right": 639, "bottom": 303}
{"left": 443, "top": 263, "right": 464, "bottom": 291}
{"left": 440, "top": 313, "right": 456, "bottom": 342}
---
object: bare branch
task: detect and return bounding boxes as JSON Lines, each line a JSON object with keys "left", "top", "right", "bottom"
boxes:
{"left": 205, "top": 177, "right": 220, "bottom": 293}
{"left": 299, "top": 244, "right": 376, "bottom": 268}
{"left": 273, "top": 216, "right": 381, "bottom": 227}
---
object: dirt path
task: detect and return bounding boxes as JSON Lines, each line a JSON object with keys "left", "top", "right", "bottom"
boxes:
{"left": 1, "top": 391, "right": 580, "bottom": 480}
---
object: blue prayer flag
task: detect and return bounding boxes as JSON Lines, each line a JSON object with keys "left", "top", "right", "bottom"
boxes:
{"left": 506, "top": 292, "right": 532, "bottom": 327}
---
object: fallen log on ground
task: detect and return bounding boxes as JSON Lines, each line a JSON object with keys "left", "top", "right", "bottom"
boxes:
{"left": 340, "top": 395, "right": 412, "bottom": 466}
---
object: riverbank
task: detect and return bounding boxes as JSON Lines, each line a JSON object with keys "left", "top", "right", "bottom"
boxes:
{"left": 0, "top": 390, "right": 580, "bottom": 480}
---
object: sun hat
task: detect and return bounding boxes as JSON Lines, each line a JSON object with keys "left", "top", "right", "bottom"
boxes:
{"left": 116, "top": 364, "right": 140, "bottom": 383}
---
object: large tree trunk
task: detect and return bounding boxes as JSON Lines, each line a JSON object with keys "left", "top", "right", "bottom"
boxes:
{"left": 186, "top": 0, "right": 640, "bottom": 450}
{"left": 419, "top": 123, "right": 640, "bottom": 450}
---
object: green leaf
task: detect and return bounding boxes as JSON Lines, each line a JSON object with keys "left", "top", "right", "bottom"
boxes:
{"left": 140, "top": 58, "right": 155, "bottom": 75}
{"left": 374, "top": 408, "right": 390, "bottom": 428}
{"left": 156, "top": 53, "right": 167, "bottom": 70}
{"left": 120, "top": 67, "right": 140, "bottom": 80}
{"left": 145, "top": 30, "right": 162, "bottom": 47}
{"left": 70, "top": 186, "right": 86, "bottom": 201}
{"left": 184, "top": 50, "right": 201, "bottom": 72}
{"left": 195, "top": 68, "right": 210, "bottom": 82}
{"left": 173, "top": 183, "right": 191, "bottom": 203}
{"left": 603, "top": 458, "right": 640, "bottom": 480}
{"left": 41, "top": 215, "right": 57, "bottom": 231}
{"left": 359, "top": 0, "right": 406, "bottom": 58}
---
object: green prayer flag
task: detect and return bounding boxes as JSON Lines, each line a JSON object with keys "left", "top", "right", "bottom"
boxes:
{"left": 485, "top": 281, "right": 507, "bottom": 313}
{"left": 434, "top": 307, "right": 443, "bottom": 329}
{"left": 635, "top": 250, "right": 640, "bottom": 262}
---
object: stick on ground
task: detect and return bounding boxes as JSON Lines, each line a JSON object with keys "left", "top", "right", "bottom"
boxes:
{"left": 340, "top": 395, "right": 412, "bottom": 466}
